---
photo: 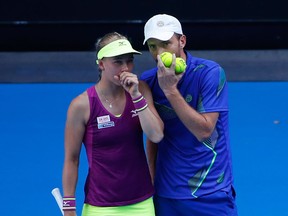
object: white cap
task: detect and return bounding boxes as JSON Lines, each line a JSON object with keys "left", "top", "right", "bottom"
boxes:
{"left": 143, "top": 14, "right": 183, "bottom": 45}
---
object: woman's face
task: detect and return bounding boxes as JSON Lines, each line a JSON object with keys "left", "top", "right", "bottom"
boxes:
{"left": 99, "top": 53, "right": 135, "bottom": 84}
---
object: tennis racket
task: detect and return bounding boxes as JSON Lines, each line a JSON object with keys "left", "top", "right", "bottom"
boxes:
{"left": 51, "top": 188, "right": 64, "bottom": 215}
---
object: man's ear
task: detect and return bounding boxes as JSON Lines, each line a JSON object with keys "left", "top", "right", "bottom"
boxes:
{"left": 180, "top": 35, "right": 186, "bottom": 49}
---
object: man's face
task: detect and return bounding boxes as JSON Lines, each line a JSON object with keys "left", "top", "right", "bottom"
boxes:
{"left": 146, "top": 34, "right": 184, "bottom": 61}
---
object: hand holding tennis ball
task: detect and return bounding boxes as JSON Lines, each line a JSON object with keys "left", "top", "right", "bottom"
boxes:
{"left": 160, "top": 52, "right": 187, "bottom": 74}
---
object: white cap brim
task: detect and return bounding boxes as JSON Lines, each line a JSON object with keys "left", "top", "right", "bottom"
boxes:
{"left": 143, "top": 31, "right": 174, "bottom": 45}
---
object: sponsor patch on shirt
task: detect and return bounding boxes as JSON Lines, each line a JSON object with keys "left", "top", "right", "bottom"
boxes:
{"left": 97, "top": 115, "right": 115, "bottom": 129}
{"left": 98, "top": 121, "right": 115, "bottom": 129}
{"left": 97, "top": 115, "right": 110, "bottom": 123}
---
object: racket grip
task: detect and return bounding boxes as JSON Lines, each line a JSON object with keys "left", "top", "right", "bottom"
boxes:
{"left": 51, "top": 188, "right": 64, "bottom": 215}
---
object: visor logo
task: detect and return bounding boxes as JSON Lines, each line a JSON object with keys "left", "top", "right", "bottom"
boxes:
{"left": 118, "top": 41, "right": 126, "bottom": 46}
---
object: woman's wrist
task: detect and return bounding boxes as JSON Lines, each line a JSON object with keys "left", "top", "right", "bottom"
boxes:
{"left": 132, "top": 94, "right": 148, "bottom": 113}
{"left": 63, "top": 196, "right": 76, "bottom": 211}
{"left": 131, "top": 92, "right": 142, "bottom": 100}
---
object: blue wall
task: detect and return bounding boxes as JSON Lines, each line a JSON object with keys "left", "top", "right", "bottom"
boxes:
{"left": 0, "top": 82, "right": 288, "bottom": 216}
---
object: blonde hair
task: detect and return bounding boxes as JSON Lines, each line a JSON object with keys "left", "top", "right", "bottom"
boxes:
{"left": 95, "top": 32, "right": 128, "bottom": 80}
{"left": 96, "top": 32, "right": 128, "bottom": 54}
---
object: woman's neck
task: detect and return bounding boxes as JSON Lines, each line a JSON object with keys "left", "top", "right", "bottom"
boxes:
{"left": 96, "top": 82, "right": 125, "bottom": 109}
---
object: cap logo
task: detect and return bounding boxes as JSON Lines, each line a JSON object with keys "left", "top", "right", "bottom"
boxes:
{"left": 156, "top": 21, "right": 165, "bottom": 27}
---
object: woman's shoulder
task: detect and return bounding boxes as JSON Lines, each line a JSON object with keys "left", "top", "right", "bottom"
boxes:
{"left": 69, "top": 90, "right": 89, "bottom": 113}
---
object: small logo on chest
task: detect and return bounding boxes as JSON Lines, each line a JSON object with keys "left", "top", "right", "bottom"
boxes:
{"left": 97, "top": 115, "right": 115, "bottom": 129}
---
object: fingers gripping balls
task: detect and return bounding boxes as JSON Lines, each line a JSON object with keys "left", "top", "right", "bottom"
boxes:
{"left": 160, "top": 52, "right": 187, "bottom": 74}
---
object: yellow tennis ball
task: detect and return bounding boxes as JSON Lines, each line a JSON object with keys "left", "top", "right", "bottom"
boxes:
{"left": 160, "top": 52, "right": 173, "bottom": 67}
{"left": 175, "top": 57, "right": 187, "bottom": 74}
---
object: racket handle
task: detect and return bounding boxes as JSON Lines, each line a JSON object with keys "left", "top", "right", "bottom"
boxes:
{"left": 51, "top": 188, "right": 64, "bottom": 215}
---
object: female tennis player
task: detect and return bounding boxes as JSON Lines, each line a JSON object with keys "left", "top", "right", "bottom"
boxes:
{"left": 62, "top": 32, "right": 163, "bottom": 216}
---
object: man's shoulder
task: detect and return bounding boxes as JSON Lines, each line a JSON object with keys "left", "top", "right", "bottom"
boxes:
{"left": 186, "top": 54, "right": 222, "bottom": 76}
{"left": 188, "top": 53, "right": 220, "bottom": 68}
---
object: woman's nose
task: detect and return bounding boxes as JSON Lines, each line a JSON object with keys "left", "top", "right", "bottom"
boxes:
{"left": 121, "top": 62, "right": 129, "bottom": 72}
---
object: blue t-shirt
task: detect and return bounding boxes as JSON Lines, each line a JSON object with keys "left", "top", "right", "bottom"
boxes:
{"left": 140, "top": 52, "right": 234, "bottom": 199}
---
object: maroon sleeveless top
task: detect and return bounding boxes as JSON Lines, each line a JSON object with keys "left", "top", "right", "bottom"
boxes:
{"left": 82, "top": 85, "right": 154, "bottom": 206}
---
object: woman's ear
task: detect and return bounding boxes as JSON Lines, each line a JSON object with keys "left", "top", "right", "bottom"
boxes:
{"left": 97, "top": 59, "right": 105, "bottom": 71}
